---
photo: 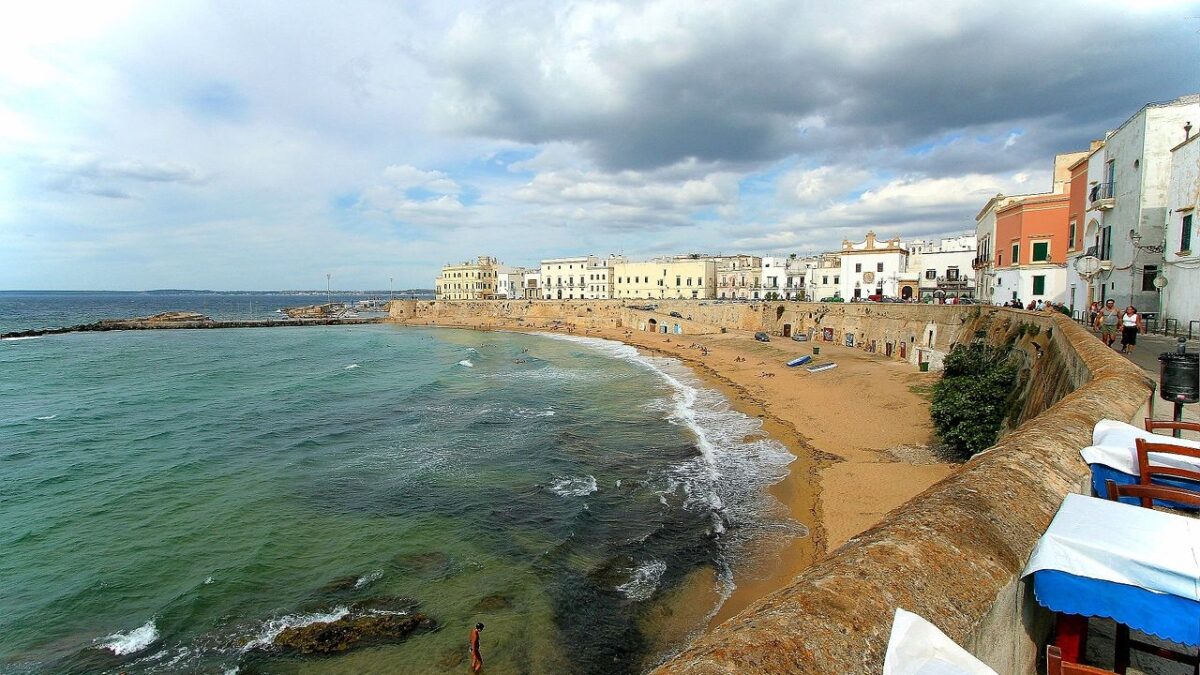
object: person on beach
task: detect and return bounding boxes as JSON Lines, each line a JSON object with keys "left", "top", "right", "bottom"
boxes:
{"left": 1095, "top": 299, "right": 1120, "bottom": 348}
{"left": 469, "top": 623, "right": 484, "bottom": 672}
{"left": 1120, "top": 306, "right": 1144, "bottom": 355}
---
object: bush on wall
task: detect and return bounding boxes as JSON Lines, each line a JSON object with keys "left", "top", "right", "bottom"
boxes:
{"left": 931, "top": 342, "right": 1020, "bottom": 460}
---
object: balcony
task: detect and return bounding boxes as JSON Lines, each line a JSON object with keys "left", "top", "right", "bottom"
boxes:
{"left": 1088, "top": 182, "right": 1115, "bottom": 211}
{"left": 971, "top": 256, "right": 989, "bottom": 271}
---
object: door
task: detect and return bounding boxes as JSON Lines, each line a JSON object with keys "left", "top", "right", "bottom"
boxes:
{"left": 783, "top": 323, "right": 792, "bottom": 337}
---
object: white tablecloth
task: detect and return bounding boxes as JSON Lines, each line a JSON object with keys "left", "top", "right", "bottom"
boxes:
{"left": 883, "top": 609, "right": 998, "bottom": 675}
{"left": 1021, "top": 493, "right": 1200, "bottom": 601}
{"left": 1083, "top": 418, "right": 1200, "bottom": 476}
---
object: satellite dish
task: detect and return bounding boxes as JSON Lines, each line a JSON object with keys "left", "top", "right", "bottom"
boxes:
{"left": 1074, "top": 256, "right": 1101, "bottom": 277}
{"left": 1153, "top": 274, "right": 1168, "bottom": 289}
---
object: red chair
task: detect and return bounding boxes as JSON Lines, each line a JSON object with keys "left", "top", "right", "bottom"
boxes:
{"left": 1047, "top": 645, "right": 1115, "bottom": 674}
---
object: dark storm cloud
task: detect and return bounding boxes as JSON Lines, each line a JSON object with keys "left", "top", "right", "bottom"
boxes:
{"left": 431, "top": 1, "right": 1199, "bottom": 172}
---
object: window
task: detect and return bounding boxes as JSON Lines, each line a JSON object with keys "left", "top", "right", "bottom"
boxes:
{"left": 822, "top": 276, "right": 828, "bottom": 284}
{"left": 997, "top": 253, "right": 1003, "bottom": 266}
{"left": 833, "top": 276, "right": 840, "bottom": 284}
{"left": 1142, "top": 265, "right": 1159, "bottom": 292}
{"left": 1032, "top": 241, "right": 1050, "bottom": 262}
{"left": 1011, "top": 243, "right": 1020, "bottom": 265}
{"left": 877, "top": 262, "right": 884, "bottom": 272}
{"left": 1182, "top": 214, "right": 1193, "bottom": 252}
{"left": 946, "top": 267, "right": 959, "bottom": 281}
{"left": 855, "top": 263, "right": 862, "bottom": 272}
{"left": 854, "top": 288, "right": 862, "bottom": 298}
{"left": 1068, "top": 221, "right": 1077, "bottom": 250}
{"left": 1032, "top": 275, "right": 1045, "bottom": 296}
{"left": 924, "top": 269, "right": 936, "bottom": 280}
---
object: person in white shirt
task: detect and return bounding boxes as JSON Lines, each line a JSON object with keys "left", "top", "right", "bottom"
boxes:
{"left": 1120, "top": 306, "right": 1144, "bottom": 355}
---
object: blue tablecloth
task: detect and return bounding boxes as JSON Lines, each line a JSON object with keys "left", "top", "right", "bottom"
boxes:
{"left": 1089, "top": 464, "right": 1200, "bottom": 510}
{"left": 1033, "top": 569, "right": 1200, "bottom": 647}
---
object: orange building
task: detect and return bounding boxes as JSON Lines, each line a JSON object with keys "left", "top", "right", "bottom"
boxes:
{"left": 992, "top": 190, "right": 1072, "bottom": 302}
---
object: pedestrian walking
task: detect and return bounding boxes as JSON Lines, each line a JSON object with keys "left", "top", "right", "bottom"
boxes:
{"left": 1120, "top": 306, "right": 1144, "bottom": 355}
{"left": 1094, "top": 299, "right": 1120, "bottom": 348}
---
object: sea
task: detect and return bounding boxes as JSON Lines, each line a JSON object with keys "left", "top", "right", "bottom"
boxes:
{"left": 0, "top": 292, "right": 801, "bottom": 674}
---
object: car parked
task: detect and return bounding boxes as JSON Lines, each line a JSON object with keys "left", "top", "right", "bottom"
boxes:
{"left": 754, "top": 332, "right": 770, "bottom": 342}
{"left": 669, "top": 311, "right": 683, "bottom": 318}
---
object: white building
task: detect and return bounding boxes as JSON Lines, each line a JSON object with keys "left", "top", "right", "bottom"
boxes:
{"left": 760, "top": 256, "right": 807, "bottom": 300}
{"left": 494, "top": 266, "right": 525, "bottom": 299}
{"left": 540, "top": 256, "right": 599, "bottom": 300}
{"left": 807, "top": 254, "right": 841, "bottom": 301}
{"left": 522, "top": 269, "right": 541, "bottom": 300}
{"left": 583, "top": 255, "right": 626, "bottom": 300}
{"left": 1161, "top": 129, "right": 1200, "bottom": 323}
{"left": 906, "top": 234, "right": 977, "bottom": 301}
{"left": 1074, "top": 94, "right": 1199, "bottom": 315}
{"left": 838, "top": 231, "right": 908, "bottom": 301}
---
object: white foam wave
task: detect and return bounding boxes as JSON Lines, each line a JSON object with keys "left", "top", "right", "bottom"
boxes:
{"left": 458, "top": 359, "right": 473, "bottom": 367}
{"left": 204, "top": 576, "right": 214, "bottom": 584}
{"left": 534, "top": 332, "right": 801, "bottom": 611}
{"left": 616, "top": 560, "right": 667, "bottom": 601}
{"left": 242, "top": 606, "right": 350, "bottom": 652}
{"left": 97, "top": 619, "right": 159, "bottom": 656}
{"left": 548, "top": 474, "right": 598, "bottom": 497}
{"left": 354, "top": 569, "right": 383, "bottom": 589}
{"left": 516, "top": 407, "right": 555, "bottom": 418}
{"left": 344, "top": 363, "right": 360, "bottom": 370}
{"left": 35, "top": 414, "right": 57, "bottom": 420}
{"left": 1, "top": 335, "right": 45, "bottom": 341}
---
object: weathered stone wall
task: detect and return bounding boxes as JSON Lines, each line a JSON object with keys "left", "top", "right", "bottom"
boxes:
{"left": 652, "top": 314, "right": 1152, "bottom": 675}
{"left": 388, "top": 299, "right": 972, "bottom": 369}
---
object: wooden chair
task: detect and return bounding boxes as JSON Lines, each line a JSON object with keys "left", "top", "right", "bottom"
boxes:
{"left": 1047, "top": 645, "right": 1115, "bottom": 674}
{"left": 1104, "top": 479, "right": 1200, "bottom": 509}
{"left": 1144, "top": 418, "right": 1200, "bottom": 436}
{"left": 1135, "top": 437, "right": 1200, "bottom": 489}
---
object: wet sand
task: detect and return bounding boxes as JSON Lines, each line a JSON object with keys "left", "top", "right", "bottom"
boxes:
{"left": 392, "top": 315, "right": 957, "bottom": 633}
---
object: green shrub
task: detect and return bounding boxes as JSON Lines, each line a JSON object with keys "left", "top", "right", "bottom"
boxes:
{"left": 931, "top": 343, "right": 1020, "bottom": 460}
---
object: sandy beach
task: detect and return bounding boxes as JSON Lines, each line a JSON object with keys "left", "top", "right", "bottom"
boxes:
{"left": 392, "top": 313, "right": 957, "bottom": 630}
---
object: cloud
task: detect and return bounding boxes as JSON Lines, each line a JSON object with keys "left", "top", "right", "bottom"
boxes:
{"left": 429, "top": 0, "right": 1197, "bottom": 172}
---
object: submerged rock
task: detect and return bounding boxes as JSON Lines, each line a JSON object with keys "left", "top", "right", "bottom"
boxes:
{"left": 471, "top": 594, "right": 514, "bottom": 612}
{"left": 270, "top": 611, "right": 436, "bottom": 654}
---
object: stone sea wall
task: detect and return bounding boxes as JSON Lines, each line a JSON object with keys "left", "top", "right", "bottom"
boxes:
{"left": 390, "top": 300, "right": 1154, "bottom": 673}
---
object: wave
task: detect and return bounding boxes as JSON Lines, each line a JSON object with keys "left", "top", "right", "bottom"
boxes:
{"left": 548, "top": 474, "right": 598, "bottom": 497}
{"left": 344, "top": 363, "right": 360, "bottom": 370}
{"left": 616, "top": 560, "right": 667, "bottom": 601}
{"left": 354, "top": 569, "right": 383, "bottom": 589}
{"left": 458, "top": 359, "right": 473, "bottom": 368}
{"left": 35, "top": 414, "right": 57, "bottom": 420}
{"left": 1, "top": 335, "right": 46, "bottom": 341}
{"left": 242, "top": 606, "right": 350, "bottom": 652}
{"left": 96, "top": 619, "right": 159, "bottom": 656}
{"left": 534, "top": 333, "right": 801, "bottom": 607}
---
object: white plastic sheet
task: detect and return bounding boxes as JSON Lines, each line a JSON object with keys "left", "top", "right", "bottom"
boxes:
{"left": 882, "top": 608, "right": 998, "bottom": 675}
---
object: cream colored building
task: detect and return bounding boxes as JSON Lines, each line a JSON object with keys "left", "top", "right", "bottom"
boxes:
{"left": 715, "top": 255, "right": 762, "bottom": 300}
{"left": 435, "top": 256, "right": 499, "bottom": 300}
{"left": 612, "top": 259, "right": 716, "bottom": 299}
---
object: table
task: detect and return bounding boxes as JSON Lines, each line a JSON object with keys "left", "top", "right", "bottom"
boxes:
{"left": 1082, "top": 419, "right": 1200, "bottom": 509}
{"left": 1021, "top": 493, "right": 1200, "bottom": 663}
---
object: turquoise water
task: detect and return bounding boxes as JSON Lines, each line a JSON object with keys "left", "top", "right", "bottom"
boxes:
{"left": 0, "top": 324, "right": 797, "bottom": 674}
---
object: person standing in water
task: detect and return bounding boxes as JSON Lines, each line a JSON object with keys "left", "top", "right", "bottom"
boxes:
{"left": 469, "top": 623, "right": 484, "bottom": 672}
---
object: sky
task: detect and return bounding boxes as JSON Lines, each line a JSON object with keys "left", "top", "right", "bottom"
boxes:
{"left": 1, "top": 0, "right": 1198, "bottom": 290}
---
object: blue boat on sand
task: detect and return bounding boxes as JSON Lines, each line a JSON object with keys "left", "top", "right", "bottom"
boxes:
{"left": 786, "top": 355, "right": 812, "bottom": 367}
